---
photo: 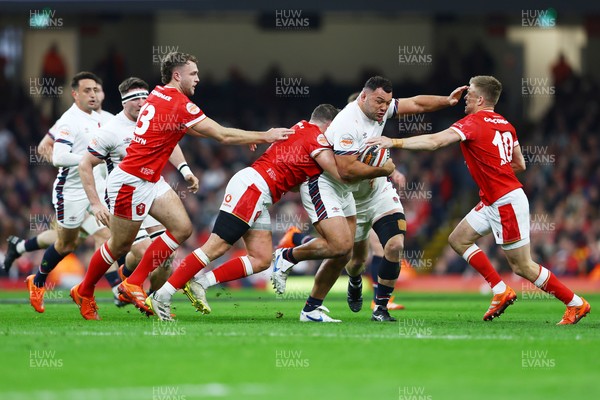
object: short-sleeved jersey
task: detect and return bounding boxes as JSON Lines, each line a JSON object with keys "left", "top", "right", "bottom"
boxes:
{"left": 450, "top": 109, "right": 522, "bottom": 205}
{"left": 323, "top": 99, "right": 397, "bottom": 192}
{"left": 119, "top": 85, "right": 206, "bottom": 182}
{"left": 252, "top": 120, "right": 331, "bottom": 203}
{"left": 87, "top": 111, "right": 135, "bottom": 175}
{"left": 52, "top": 104, "right": 103, "bottom": 200}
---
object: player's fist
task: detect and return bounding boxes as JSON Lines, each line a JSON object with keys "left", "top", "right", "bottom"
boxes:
{"left": 185, "top": 174, "right": 199, "bottom": 194}
{"left": 265, "top": 128, "right": 295, "bottom": 143}
{"left": 382, "top": 158, "right": 396, "bottom": 175}
{"left": 448, "top": 85, "right": 468, "bottom": 106}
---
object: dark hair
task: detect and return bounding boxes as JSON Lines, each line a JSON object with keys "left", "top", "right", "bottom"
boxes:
{"left": 161, "top": 52, "right": 198, "bottom": 84}
{"left": 118, "top": 77, "right": 149, "bottom": 96}
{"left": 469, "top": 76, "right": 502, "bottom": 106}
{"left": 71, "top": 71, "right": 102, "bottom": 90}
{"left": 364, "top": 76, "right": 392, "bottom": 94}
{"left": 310, "top": 104, "right": 339, "bottom": 124}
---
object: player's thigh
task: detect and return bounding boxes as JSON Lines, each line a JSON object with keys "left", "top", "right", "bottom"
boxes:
{"left": 242, "top": 229, "right": 273, "bottom": 270}
{"left": 109, "top": 215, "right": 143, "bottom": 254}
{"left": 450, "top": 205, "right": 489, "bottom": 249}
{"left": 149, "top": 188, "right": 191, "bottom": 235}
{"left": 369, "top": 229, "right": 384, "bottom": 257}
{"left": 313, "top": 215, "right": 353, "bottom": 253}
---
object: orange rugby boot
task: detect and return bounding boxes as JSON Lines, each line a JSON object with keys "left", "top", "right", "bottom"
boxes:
{"left": 483, "top": 286, "right": 517, "bottom": 321}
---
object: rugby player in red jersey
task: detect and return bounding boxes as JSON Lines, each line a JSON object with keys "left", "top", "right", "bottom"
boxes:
{"left": 368, "top": 75, "right": 590, "bottom": 325}
{"left": 70, "top": 52, "right": 293, "bottom": 319}
{"left": 145, "top": 104, "right": 347, "bottom": 321}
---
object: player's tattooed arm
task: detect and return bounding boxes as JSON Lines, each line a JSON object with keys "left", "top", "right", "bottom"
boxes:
{"left": 395, "top": 85, "right": 468, "bottom": 116}
{"left": 335, "top": 154, "right": 395, "bottom": 182}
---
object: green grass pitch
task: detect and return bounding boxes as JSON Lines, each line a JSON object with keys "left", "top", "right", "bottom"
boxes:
{"left": 0, "top": 278, "right": 598, "bottom": 400}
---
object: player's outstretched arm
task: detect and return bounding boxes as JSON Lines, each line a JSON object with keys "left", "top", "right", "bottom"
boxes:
{"left": 169, "top": 144, "right": 199, "bottom": 194}
{"left": 395, "top": 85, "right": 468, "bottom": 116}
{"left": 367, "top": 128, "right": 461, "bottom": 151}
{"left": 511, "top": 143, "right": 526, "bottom": 173}
{"left": 187, "top": 117, "right": 294, "bottom": 145}
{"left": 79, "top": 152, "right": 110, "bottom": 227}
{"left": 335, "top": 154, "right": 395, "bottom": 182}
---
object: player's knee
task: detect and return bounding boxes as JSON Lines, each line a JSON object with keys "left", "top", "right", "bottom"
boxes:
{"left": 330, "top": 237, "right": 353, "bottom": 258}
{"left": 384, "top": 235, "right": 404, "bottom": 261}
{"left": 170, "top": 221, "right": 192, "bottom": 243}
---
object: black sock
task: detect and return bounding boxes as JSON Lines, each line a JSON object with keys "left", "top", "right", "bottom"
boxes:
{"left": 370, "top": 256, "right": 382, "bottom": 300}
{"left": 303, "top": 296, "right": 323, "bottom": 312}
{"left": 117, "top": 255, "right": 127, "bottom": 267}
{"left": 121, "top": 265, "right": 133, "bottom": 277}
{"left": 34, "top": 245, "right": 67, "bottom": 288}
{"left": 282, "top": 248, "right": 298, "bottom": 264}
{"left": 349, "top": 275, "right": 362, "bottom": 287}
{"left": 292, "top": 233, "right": 313, "bottom": 246}
{"left": 374, "top": 283, "right": 394, "bottom": 308}
{"left": 104, "top": 270, "right": 121, "bottom": 287}
{"left": 24, "top": 237, "right": 42, "bottom": 253}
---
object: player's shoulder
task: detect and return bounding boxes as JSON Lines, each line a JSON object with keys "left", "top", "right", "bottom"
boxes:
{"left": 327, "top": 103, "right": 359, "bottom": 134}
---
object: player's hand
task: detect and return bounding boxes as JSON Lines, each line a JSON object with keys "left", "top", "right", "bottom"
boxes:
{"left": 390, "top": 169, "right": 406, "bottom": 188}
{"left": 185, "top": 174, "right": 199, "bottom": 194}
{"left": 382, "top": 159, "right": 396, "bottom": 175}
{"left": 248, "top": 144, "right": 257, "bottom": 152}
{"left": 91, "top": 204, "right": 111, "bottom": 227}
{"left": 366, "top": 136, "right": 393, "bottom": 149}
{"left": 265, "top": 128, "right": 295, "bottom": 143}
{"left": 448, "top": 85, "right": 469, "bottom": 106}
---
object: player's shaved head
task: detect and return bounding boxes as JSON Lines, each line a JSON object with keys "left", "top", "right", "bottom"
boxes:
{"left": 470, "top": 76, "right": 502, "bottom": 106}
{"left": 364, "top": 76, "right": 392, "bottom": 94}
{"left": 161, "top": 52, "right": 198, "bottom": 84}
{"left": 310, "top": 104, "right": 339, "bottom": 124}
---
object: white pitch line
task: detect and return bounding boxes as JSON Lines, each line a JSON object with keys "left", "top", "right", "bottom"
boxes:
{"left": 1, "top": 383, "right": 269, "bottom": 400}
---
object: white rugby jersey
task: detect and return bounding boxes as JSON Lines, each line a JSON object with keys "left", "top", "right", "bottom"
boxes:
{"left": 87, "top": 110, "right": 135, "bottom": 174}
{"left": 51, "top": 104, "right": 103, "bottom": 201}
{"left": 322, "top": 98, "right": 397, "bottom": 192}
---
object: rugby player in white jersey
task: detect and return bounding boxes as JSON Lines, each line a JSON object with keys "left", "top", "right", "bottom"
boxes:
{"left": 24, "top": 72, "right": 114, "bottom": 313}
{"left": 272, "top": 76, "right": 466, "bottom": 322}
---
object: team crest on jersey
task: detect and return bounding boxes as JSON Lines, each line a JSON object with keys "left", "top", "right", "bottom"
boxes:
{"left": 136, "top": 203, "right": 146, "bottom": 216}
{"left": 316, "top": 134, "right": 329, "bottom": 146}
{"left": 186, "top": 102, "right": 200, "bottom": 115}
{"left": 339, "top": 134, "right": 354, "bottom": 149}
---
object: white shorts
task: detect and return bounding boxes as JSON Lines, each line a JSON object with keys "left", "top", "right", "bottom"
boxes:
{"left": 52, "top": 194, "right": 91, "bottom": 229}
{"left": 465, "top": 188, "right": 530, "bottom": 250}
{"left": 80, "top": 214, "right": 105, "bottom": 236}
{"left": 300, "top": 175, "right": 356, "bottom": 225}
{"left": 105, "top": 166, "right": 171, "bottom": 222}
{"left": 353, "top": 177, "right": 404, "bottom": 242}
{"left": 219, "top": 167, "right": 272, "bottom": 230}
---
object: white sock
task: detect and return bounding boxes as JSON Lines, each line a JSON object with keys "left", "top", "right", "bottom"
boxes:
{"left": 567, "top": 294, "right": 583, "bottom": 307}
{"left": 491, "top": 281, "right": 507, "bottom": 295}
{"left": 16, "top": 240, "right": 26, "bottom": 255}
{"left": 194, "top": 271, "right": 216, "bottom": 289}
{"left": 154, "top": 282, "right": 177, "bottom": 302}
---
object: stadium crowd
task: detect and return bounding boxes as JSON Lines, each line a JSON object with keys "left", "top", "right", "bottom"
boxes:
{"left": 1, "top": 50, "right": 599, "bottom": 282}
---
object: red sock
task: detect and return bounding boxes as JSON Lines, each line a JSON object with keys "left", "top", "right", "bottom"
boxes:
{"left": 79, "top": 243, "right": 115, "bottom": 297}
{"left": 534, "top": 265, "right": 574, "bottom": 305}
{"left": 127, "top": 231, "right": 179, "bottom": 286}
{"left": 463, "top": 245, "right": 502, "bottom": 288}
{"left": 167, "top": 249, "right": 208, "bottom": 289}
{"left": 213, "top": 256, "right": 252, "bottom": 284}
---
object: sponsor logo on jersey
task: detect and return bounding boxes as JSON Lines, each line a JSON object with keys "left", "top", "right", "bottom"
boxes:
{"left": 140, "top": 167, "right": 154, "bottom": 176}
{"left": 186, "top": 102, "right": 200, "bottom": 115}
{"left": 339, "top": 134, "right": 354, "bottom": 149}
{"left": 316, "top": 134, "right": 329, "bottom": 146}
{"left": 224, "top": 194, "right": 232, "bottom": 203}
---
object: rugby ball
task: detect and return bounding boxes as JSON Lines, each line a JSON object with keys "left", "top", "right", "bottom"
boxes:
{"left": 358, "top": 145, "right": 389, "bottom": 167}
